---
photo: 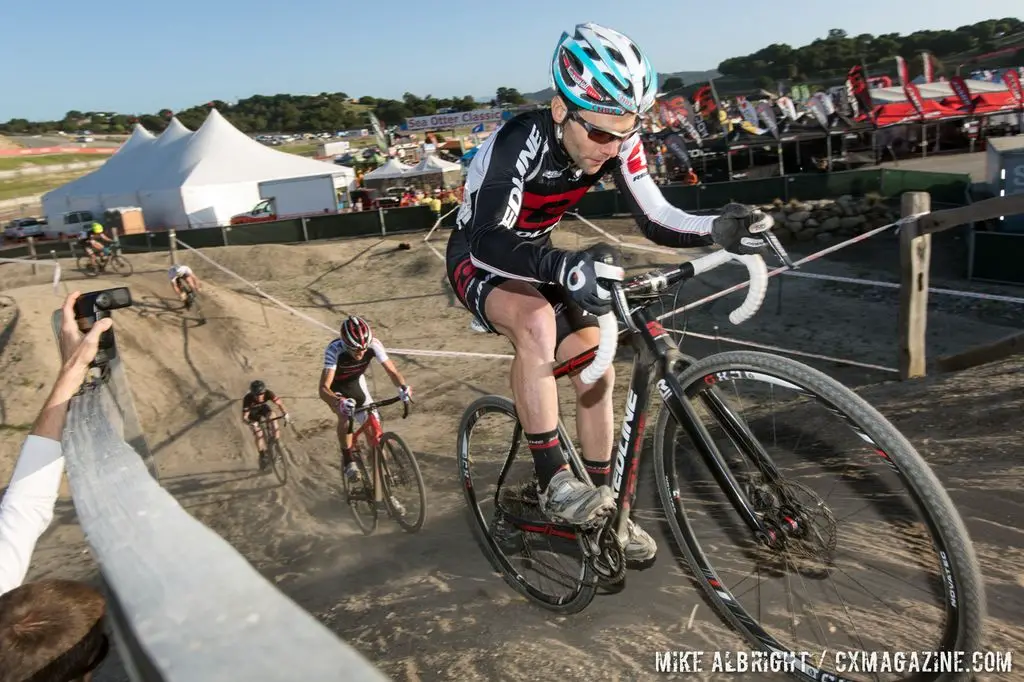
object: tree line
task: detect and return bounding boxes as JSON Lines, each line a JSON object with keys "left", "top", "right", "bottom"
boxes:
{"left": 715, "top": 17, "right": 1023, "bottom": 88}
{"left": 0, "top": 87, "right": 529, "bottom": 136}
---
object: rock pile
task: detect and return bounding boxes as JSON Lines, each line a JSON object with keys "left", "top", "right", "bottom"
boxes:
{"left": 760, "top": 195, "right": 900, "bottom": 243}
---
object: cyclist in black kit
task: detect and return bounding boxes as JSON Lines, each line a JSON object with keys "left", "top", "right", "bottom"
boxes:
{"left": 242, "top": 380, "right": 290, "bottom": 471}
{"left": 446, "top": 22, "right": 776, "bottom": 563}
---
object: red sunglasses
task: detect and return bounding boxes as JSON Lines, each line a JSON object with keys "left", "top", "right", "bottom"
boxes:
{"left": 568, "top": 110, "right": 641, "bottom": 144}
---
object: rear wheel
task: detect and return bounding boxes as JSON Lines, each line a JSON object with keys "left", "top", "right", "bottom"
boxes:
{"left": 457, "top": 394, "right": 596, "bottom": 614}
{"left": 654, "top": 350, "right": 985, "bottom": 681}
{"left": 379, "top": 432, "right": 426, "bottom": 533}
{"left": 343, "top": 440, "right": 378, "bottom": 535}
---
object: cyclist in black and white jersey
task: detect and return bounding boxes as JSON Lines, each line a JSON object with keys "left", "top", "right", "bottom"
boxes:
{"left": 169, "top": 263, "right": 202, "bottom": 308}
{"left": 446, "top": 22, "right": 776, "bottom": 563}
{"left": 318, "top": 315, "right": 412, "bottom": 482}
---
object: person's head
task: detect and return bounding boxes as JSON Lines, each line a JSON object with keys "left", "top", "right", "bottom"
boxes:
{"left": 249, "top": 379, "right": 266, "bottom": 397}
{"left": 549, "top": 22, "right": 656, "bottom": 175}
{"left": 0, "top": 579, "right": 109, "bottom": 682}
{"left": 340, "top": 315, "right": 373, "bottom": 359}
{"left": 89, "top": 223, "right": 103, "bottom": 235}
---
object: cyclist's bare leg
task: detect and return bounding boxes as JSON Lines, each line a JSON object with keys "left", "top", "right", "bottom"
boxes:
{"left": 336, "top": 413, "right": 361, "bottom": 481}
{"left": 484, "top": 282, "right": 560, "bottom": 441}
{"left": 250, "top": 422, "right": 265, "bottom": 452}
{"left": 484, "top": 281, "right": 614, "bottom": 525}
{"left": 557, "top": 327, "right": 656, "bottom": 561}
{"left": 555, "top": 327, "right": 614, "bottom": 480}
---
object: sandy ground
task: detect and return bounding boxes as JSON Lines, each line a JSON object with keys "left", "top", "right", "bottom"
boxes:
{"left": 1, "top": 217, "right": 1022, "bottom": 681}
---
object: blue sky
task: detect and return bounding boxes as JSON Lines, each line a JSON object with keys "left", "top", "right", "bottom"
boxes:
{"left": 1, "top": 0, "right": 1019, "bottom": 121}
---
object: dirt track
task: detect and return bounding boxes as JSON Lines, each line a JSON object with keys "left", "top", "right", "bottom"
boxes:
{"left": 1, "top": 218, "right": 1022, "bottom": 681}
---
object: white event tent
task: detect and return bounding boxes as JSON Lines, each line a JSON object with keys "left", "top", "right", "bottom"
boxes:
{"left": 404, "top": 154, "right": 463, "bottom": 188}
{"left": 362, "top": 157, "right": 412, "bottom": 180}
{"left": 42, "top": 109, "right": 356, "bottom": 229}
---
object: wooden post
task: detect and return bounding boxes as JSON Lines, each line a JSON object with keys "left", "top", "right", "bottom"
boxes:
{"left": 898, "top": 191, "right": 932, "bottom": 380}
{"left": 27, "top": 236, "right": 37, "bottom": 275}
{"left": 222, "top": 226, "right": 230, "bottom": 246}
{"left": 169, "top": 229, "right": 178, "bottom": 265}
{"left": 301, "top": 216, "right": 309, "bottom": 242}
{"left": 378, "top": 207, "right": 387, "bottom": 236}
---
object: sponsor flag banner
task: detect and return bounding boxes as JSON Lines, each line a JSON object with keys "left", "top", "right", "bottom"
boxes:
{"left": 922, "top": 51, "right": 936, "bottom": 83}
{"left": 736, "top": 96, "right": 760, "bottom": 128}
{"left": 367, "top": 111, "right": 389, "bottom": 151}
{"left": 655, "top": 91, "right": 702, "bottom": 144}
{"left": 949, "top": 76, "right": 974, "bottom": 111}
{"left": 755, "top": 101, "right": 780, "bottom": 139}
{"left": 846, "top": 65, "right": 875, "bottom": 125}
{"left": 903, "top": 82, "right": 927, "bottom": 120}
{"left": 807, "top": 95, "right": 830, "bottom": 130}
{"left": 896, "top": 56, "right": 910, "bottom": 87}
{"left": 777, "top": 96, "right": 798, "bottom": 121}
{"left": 1004, "top": 69, "right": 1023, "bottom": 107}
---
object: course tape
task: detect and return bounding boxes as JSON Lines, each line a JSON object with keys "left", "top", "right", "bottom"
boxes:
{"left": 573, "top": 212, "right": 1022, "bottom": 307}
{"left": 0, "top": 256, "right": 62, "bottom": 294}
{"left": 666, "top": 327, "right": 899, "bottom": 374}
{"left": 173, "top": 237, "right": 514, "bottom": 360}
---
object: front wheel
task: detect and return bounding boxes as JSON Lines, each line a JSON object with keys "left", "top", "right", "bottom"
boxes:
{"left": 108, "top": 254, "right": 133, "bottom": 276}
{"left": 269, "top": 438, "right": 288, "bottom": 485}
{"left": 653, "top": 350, "right": 984, "bottom": 682}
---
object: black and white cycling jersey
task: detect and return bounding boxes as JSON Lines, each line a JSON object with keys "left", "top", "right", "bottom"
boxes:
{"left": 445, "top": 108, "right": 716, "bottom": 284}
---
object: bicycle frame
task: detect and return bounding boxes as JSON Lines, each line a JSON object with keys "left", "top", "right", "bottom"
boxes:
{"left": 345, "top": 396, "right": 408, "bottom": 502}
{"left": 351, "top": 409, "right": 384, "bottom": 452}
{"left": 506, "top": 301, "right": 788, "bottom": 548}
{"left": 258, "top": 413, "right": 286, "bottom": 446}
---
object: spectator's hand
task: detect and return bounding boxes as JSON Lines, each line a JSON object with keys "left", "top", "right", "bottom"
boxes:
{"left": 54, "top": 291, "right": 113, "bottom": 399}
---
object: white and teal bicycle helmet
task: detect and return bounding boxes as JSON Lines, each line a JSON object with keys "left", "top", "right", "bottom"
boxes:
{"left": 551, "top": 22, "right": 657, "bottom": 116}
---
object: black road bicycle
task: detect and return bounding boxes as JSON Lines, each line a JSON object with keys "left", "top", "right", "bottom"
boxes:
{"left": 257, "top": 413, "right": 290, "bottom": 484}
{"left": 342, "top": 396, "right": 426, "bottom": 535}
{"left": 457, "top": 244, "right": 984, "bottom": 681}
{"left": 78, "top": 244, "right": 133, "bottom": 277}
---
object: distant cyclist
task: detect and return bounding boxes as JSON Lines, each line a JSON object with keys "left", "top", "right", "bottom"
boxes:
{"left": 241, "top": 380, "right": 290, "bottom": 471}
{"left": 319, "top": 315, "right": 412, "bottom": 482}
{"left": 168, "top": 263, "right": 202, "bottom": 308}
{"left": 78, "top": 222, "right": 113, "bottom": 270}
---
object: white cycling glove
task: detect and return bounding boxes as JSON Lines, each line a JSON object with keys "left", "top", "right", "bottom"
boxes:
{"left": 338, "top": 397, "right": 357, "bottom": 416}
{"left": 398, "top": 384, "right": 413, "bottom": 402}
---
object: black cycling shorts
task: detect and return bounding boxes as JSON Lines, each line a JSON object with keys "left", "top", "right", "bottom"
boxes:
{"left": 446, "top": 252, "right": 597, "bottom": 349}
{"left": 329, "top": 376, "right": 370, "bottom": 407}
{"left": 245, "top": 403, "right": 272, "bottom": 424}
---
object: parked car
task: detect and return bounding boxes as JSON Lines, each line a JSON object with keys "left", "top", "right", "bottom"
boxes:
{"left": 4, "top": 217, "right": 46, "bottom": 239}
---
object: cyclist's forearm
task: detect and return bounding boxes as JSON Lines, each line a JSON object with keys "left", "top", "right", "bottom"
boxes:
{"left": 318, "top": 385, "right": 338, "bottom": 406}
